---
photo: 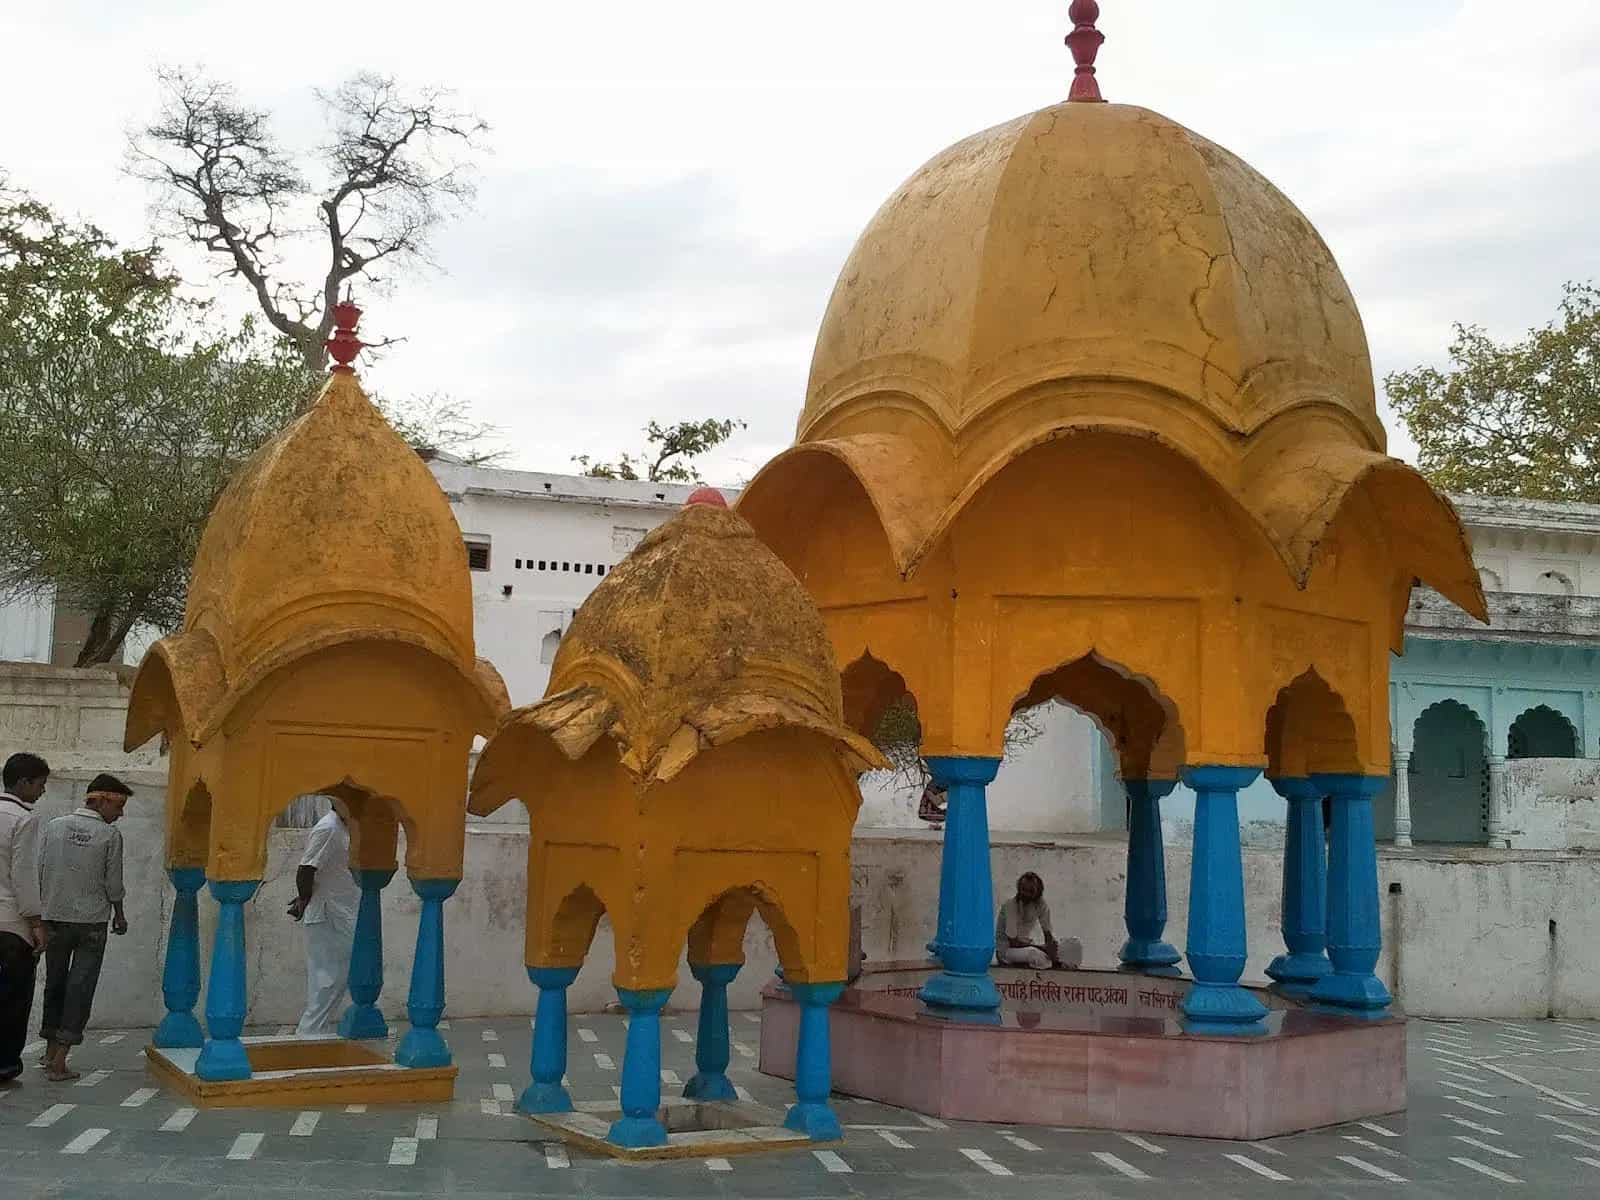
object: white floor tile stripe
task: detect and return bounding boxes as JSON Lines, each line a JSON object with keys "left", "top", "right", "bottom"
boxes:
{"left": 1342, "top": 1135, "right": 1400, "bottom": 1157}
{"left": 813, "top": 1149, "right": 851, "bottom": 1173}
{"left": 1000, "top": 1133, "right": 1041, "bottom": 1151}
{"left": 437, "top": 1020, "right": 451, "bottom": 1030}
{"left": 1443, "top": 1114, "right": 1502, "bottom": 1136}
{"left": 30, "top": 1103, "right": 75, "bottom": 1128}
{"left": 672, "top": 1029, "right": 693, "bottom": 1043}
{"left": 75, "top": 1069, "right": 110, "bottom": 1088}
{"left": 492, "top": 1083, "right": 514, "bottom": 1102}
{"left": 98, "top": 1033, "right": 124, "bottom": 1045}
{"left": 227, "top": 1132, "right": 263, "bottom": 1161}
{"left": 877, "top": 1130, "right": 913, "bottom": 1148}
{"left": 959, "top": 1148, "right": 1011, "bottom": 1176}
{"left": 62, "top": 1128, "right": 109, "bottom": 1154}
{"left": 1357, "top": 1121, "right": 1400, "bottom": 1137}
{"left": 706, "top": 1157, "right": 733, "bottom": 1171}
{"left": 121, "top": 1087, "right": 158, "bottom": 1108}
{"left": 734, "top": 1085, "right": 754, "bottom": 1102}
{"left": 1449, "top": 1156, "right": 1521, "bottom": 1184}
{"left": 487, "top": 1053, "right": 506, "bottom": 1068}
{"left": 1224, "top": 1153, "right": 1291, "bottom": 1181}
{"left": 1439, "top": 1068, "right": 1488, "bottom": 1084}
{"left": 1442, "top": 1080, "right": 1498, "bottom": 1098}
{"left": 1339, "top": 1154, "right": 1406, "bottom": 1182}
{"left": 732, "top": 1041, "right": 755, "bottom": 1058}
{"left": 1093, "top": 1151, "right": 1150, "bottom": 1181}
{"left": 1541, "top": 1113, "right": 1600, "bottom": 1136}
{"left": 544, "top": 1144, "right": 570, "bottom": 1168}
{"left": 660, "top": 1069, "right": 681, "bottom": 1085}
{"left": 161, "top": 1107, "right": 197, "bottom": 1132}
{"left": 1452, "top": 1098, "right": 1505, "bottom": 1115}
{"left": 1455, "top": 1134, "right": 1520, "bottom": 1159}
{"left": 1556, "top": 1132, "right": 1600, "bottom": 1151}
{"left": 918, "top": 1114, "right": 948, "bottom": 1130}
{"left": 481, "top": 1029, "right": 497, "bottom": 1042}
{"left": 389, "top": 1136, "right": 418, "bottom": 1166}
{"left": 1120, "top": 1134, "right": 1165, "bottom": 1154}
{"left": 290, "top": 1111, "right": 319, "bottom": 1137}
{"left": 578, "top": 1028, "right": 598, "bottom": 1042}
{"left": 1250, "top": 1144, "right": 1286, "bottom": 1156}
{"left": 743, "top": 1013, "right": 761, "bottom": 1023}
{"left": 480, "top": 1099, "right": 501, "bottom": 1116}
{"left": 1577, "top": 1155, "right": 1600, "bottom": 1168}
{"left": 594, "top": 1052, "right": 614, "bottom": 1070}
{"left": 416, "top": 1116, "right": 438, "bottom": 1140}
{"left": 345, "top": 1104, "right": 367, "bottom": 1113}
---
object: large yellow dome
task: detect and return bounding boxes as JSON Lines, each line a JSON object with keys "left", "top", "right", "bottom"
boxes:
{"left": 805, "top": 101, "right": 1379, "bottom": 452}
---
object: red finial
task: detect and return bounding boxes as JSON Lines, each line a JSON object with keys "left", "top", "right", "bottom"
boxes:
{"left": 684, "top": 486, "right": 728, "bottom": 509}
{"left": 326, "top": 297, "right": 364, "bottom": 374}
{"left": 1066, "top": 0, "right": 1106, "bottom": 103}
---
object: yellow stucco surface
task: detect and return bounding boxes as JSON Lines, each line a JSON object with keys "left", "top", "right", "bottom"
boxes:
{"left": 471, "top": 502, "right": 884, "bottom": 990}
{"left": 739, "top": 99, "right": 1485, "bottom": 777}
{"left": 124, "top": 368, "right": 508, "bottom": 882}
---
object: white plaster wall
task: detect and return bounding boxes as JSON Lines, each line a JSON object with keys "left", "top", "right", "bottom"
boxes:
{"left": 1468, "top": 524, "right": 1600, "bottom": 597}
{"left": 1502, "top": 757, "right": 1600, "bottom": 849}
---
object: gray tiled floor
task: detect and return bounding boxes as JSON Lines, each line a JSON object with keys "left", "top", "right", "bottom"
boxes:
{"left": 3, "top": 1013, "right": 1600, "bottom": 1197}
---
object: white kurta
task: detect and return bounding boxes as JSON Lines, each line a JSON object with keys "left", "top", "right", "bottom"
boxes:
{"left": 296, "top": 810, "right": 359, "bottom": 1037}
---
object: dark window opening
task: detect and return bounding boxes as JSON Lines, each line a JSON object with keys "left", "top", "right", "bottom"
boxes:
{"left": 584, "top": 564, "right": 594, "bottom": 575}
{"left": 466, "top": 541, "right": 490, "bottom": 571}
{"left": 515, "top": 558, "right": 523, "bottom": 569}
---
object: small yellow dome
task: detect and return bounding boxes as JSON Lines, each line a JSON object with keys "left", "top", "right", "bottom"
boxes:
{"left": 805, "top": 101, "right": 1377, "bottom": 451}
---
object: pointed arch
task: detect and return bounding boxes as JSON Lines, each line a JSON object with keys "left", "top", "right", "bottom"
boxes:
{"left": 1011, "top": 651, "right": 1185, "bottom": 781}
{"left": 1508, "top": 704, "right": 1579, "bottom": 759}
{"left": 1264, "top": 668, "right": 1361, "bottom": 779}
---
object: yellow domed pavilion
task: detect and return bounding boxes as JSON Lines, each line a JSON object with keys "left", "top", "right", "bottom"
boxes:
{"left": 126, "top": 302, "right": 507, "bottom": 1089}
{"left": 737, "top": 3, "right": 1484, "bottom": 1028}
{"left": 470, "top": 489, "right": 882, "bottom": 1149}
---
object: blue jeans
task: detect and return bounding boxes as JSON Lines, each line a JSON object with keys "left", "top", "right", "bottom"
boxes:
{"left": 41, "top": 922, "right": 107, "bottom": 1047}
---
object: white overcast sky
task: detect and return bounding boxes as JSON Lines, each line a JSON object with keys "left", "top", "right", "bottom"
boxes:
{"left": 3, "top": 1, "right": 1598, "bottom": 483}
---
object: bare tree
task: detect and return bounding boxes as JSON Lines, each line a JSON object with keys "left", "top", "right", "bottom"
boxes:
{"left": 129, "top": 68, "right": 488, "bottom": 383}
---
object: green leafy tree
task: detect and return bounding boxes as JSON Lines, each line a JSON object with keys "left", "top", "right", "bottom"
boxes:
{"left": 129, "top": 68, "right": 488, "bottom": 379}
{"left": 573, "top": 417, "right": 745, "bottom": 483}
{"left": 1387, "top": 282, "right": 1600, "bottom": 501}
{"left": 0, "top": 188, "right": 492, "bottom": 664}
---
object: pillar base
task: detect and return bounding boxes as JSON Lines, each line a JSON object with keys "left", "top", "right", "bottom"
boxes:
{"left": 396, "top": 1028, "right": 452, "bottom": 1069}
{"left": 917, "top": 969, "right": 1000, "bottom": 1011}
{"left": 195, "top": 1037, "right": 251, "bottom": 1081}
{"left": 1266, "top": 952, "right": 1332, "bottom": 994}
{"left": 1181, "top": 981, "right": 1267, "bottom": 1033}
{"left": 607, "top": 1114, "right": 668, "bottom": 1148}
{"left": 683, "top": 1071, "right": 736, "bottom": 1101}
{"left": 517, "top": 1080, "right": 573, "bottom": 1115}
{"left": 1118, "top": 938, "right": 1181, "bottom": 968}
{"left": 785, "top": 1101, "right": 842, "bottom": 1141}
{"left": 339, "top": 1002, "right": 388, "bottom": 1040}
{"left": 153, "top": 1011, "right": 205, "bottom": 1049}
{"left": 1311, "top": 970, "right": 1392, "bottom": 1012}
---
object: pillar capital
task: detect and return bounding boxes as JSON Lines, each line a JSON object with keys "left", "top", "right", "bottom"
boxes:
{"left": 528, "top": 965, "right": 580, "bottom": 990}
{"left": 408, "top": 876, "right": 459, "bottom": 902}
{"left": 1267, "top": 776, "right": 1322, "bottom": 802}
{"left": 355, "top": 867, "right": 397, "bottom": 890}
{"left": 1182, "top": 764, "right": 1262, "bottom": 792}
{"left": 925, "top": 755, "right": 1001, "bottom": 787}
{"left": 615, "top": 986, "right": 673, "bottom": 1015}
{"left": 1308, "top": 773, "right": 1388, "bottom": 800}
{"left": 1125, "top": 777, "right": 1178, "bottom": 801}
{"left": 688, "top": 962, "right": 742, "bottom": 988}
{"left": 788, "top": 981, "right": 844, "bottom": 1007}
{"left": 207, "top": 879, "right": 260, "bottom": 904}
{"left": 167, "top": 866, "right": 206, "bottom": 893}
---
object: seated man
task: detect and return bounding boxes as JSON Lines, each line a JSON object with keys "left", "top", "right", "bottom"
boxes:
{"left": 995, "top": 871, "right": 1059, "bottom": 969}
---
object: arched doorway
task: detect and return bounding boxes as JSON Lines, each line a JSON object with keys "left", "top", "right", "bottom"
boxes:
{"left": 1410, "top": 700, "right": 1489, "bottom": 844}
{"left": 1508, "top": 704, "right": 1579, "bottom": 759}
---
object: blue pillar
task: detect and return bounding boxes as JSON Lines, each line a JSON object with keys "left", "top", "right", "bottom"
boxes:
{"left": 684, "top": 962, "right": 740, "bottom": 1101}
{"left": 1266, "top": 778, "right": 1331, "bottom": 994}
{"left": 1119, "top": 779, "right": 1181, "bottom": 969}
{"left": 519, "top": 966, "right": 580, "bottom": 1114}
{"left": 195, "top": 879, "right": 259, "bottom": 1081}
{"left": 339, "top": 867, "right": 395, "bottom": 1040}
{"left": 395, "top": 877, "right": 458, "bottom": 1068}
{"left": 1310, "top": 774, "right": 1392, "bottom": 1013}
{"left": 785, "top": 982, "right": 844, "bottom": 1140}
{"left": 609, "top": 986, "right": 672, "bottom": 1148}
{"left": 153, "top": 867, "right": 206, "bottom": 1048}
{"left": 918, "top": 756, "right": 1002, "bottom": 1011}
{"left": 1180, "top": 766, "right": 1267, "bottom": 1032}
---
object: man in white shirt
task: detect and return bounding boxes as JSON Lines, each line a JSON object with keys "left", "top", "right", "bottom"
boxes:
{"left": 995, "top": 871, "right": 1061, "bottom": 969}
{"left": 287, "top": 803, "right": 360, "bottom": 1036}
{"left": 0, "top": 752, "right": 49, "bottom": 1083}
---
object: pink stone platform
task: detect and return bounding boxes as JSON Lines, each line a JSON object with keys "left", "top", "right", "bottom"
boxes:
{"left": 759, "top": 963, "right": 1405, "bottom": 1141}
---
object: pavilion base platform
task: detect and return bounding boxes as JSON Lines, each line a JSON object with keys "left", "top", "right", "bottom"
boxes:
{"left": 145, "top": 1036, "right": 457, "bottom": 1108}
{"left": 530, "top": 1096, "right": 815, "bottom": 1160}
{"left": 759, "top": 963, "right": 1405, "bottom": 1142}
